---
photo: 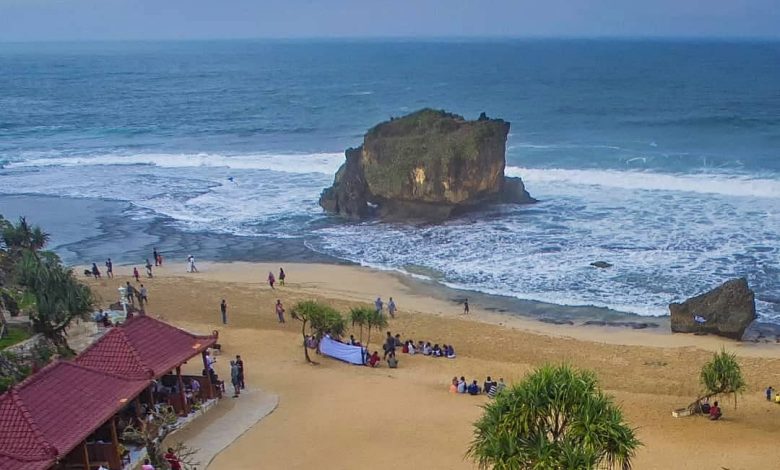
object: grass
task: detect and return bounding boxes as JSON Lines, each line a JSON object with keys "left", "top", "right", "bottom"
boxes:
{"left": 0, "top": 326, "right": 32, "bottom": 349}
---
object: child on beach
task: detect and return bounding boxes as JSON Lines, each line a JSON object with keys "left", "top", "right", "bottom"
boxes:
{"left": 268, "top": 271, "right": 276, "bottom": 289}
{"left": 133, "top": 267, "right": 140, "bottom": 282}
{"left": 463, "top": 299, "right": 470, "bottom": 314}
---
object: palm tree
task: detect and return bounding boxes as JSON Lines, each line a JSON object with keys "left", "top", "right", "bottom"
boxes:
{"left": 364, "top": 308, "right": 388, "bottom": 349}
{"left": 1, "top": 217, "right": 50, "bottom": 252}
{"left": 349, "top": 307, "right": 371, "bottom": 343}
{"left": 468, "top": 364, "right": 640, "bottom": 470}
{"left": 14, "top": 251, "right": 93, "bottom": 352}
{"left": 690, "top": 349, "right": 746, "bottom": 411}
{"left": 291, "top": 301, "right": 346, "bottom": 364}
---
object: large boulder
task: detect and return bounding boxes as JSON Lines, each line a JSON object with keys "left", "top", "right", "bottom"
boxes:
{"left": 669, "top": 278, "right": 757, "bottom": 340}
{"left": 319, "top": 109, "right": 535, "bottom": 220}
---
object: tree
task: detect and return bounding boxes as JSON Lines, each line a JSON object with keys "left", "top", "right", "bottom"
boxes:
{"left": 690, "top": 349, "right": 746, "bottom": 411}
{"left": 1, "top": 217, "right": 50, "bottom": 252}
{"left": 122, "top": 404, "right": 200, "bottom": 469}
{"left": 14, "top": 251, "right": 94, "bottom": 352}
{"left": 364, "top": 308, "right": 388, "bottom": 349}
{"left": 468, "top": 364, "right": 640, "bottom": 470}
{"left": 290, "top": 301, "right": 346, "bottom": 364}
{"left": 349, "top": 307, "right": 371, "bottom": 343}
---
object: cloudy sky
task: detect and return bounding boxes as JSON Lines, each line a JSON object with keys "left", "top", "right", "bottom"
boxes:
{"left": 1, "top": 0, "right": 778, "bottom": 41}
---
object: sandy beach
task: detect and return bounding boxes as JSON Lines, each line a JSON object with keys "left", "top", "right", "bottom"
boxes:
{"left": 84, "top": 262, "right": 780, "bottom": 469}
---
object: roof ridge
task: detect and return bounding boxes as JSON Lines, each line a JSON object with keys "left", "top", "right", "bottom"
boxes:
{"left": 9, "top": 389, "right": 59, "bottom": 458}
{"left": 114, "top": 328, "right": 155, "bottom": 378}
{"left": 127, "top": 314, "right": 216, "bottom": 340}
{"left": 63, "top": 359, "right": 152, "bottom": 382}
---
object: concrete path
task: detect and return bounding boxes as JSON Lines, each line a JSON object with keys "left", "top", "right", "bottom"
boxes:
{"left": 169, "top": 387, "right": 279, "bottom": 469}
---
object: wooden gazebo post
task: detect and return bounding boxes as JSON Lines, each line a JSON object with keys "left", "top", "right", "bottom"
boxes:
{"left": 81, "top": 441, "right": 90, "bottom": 470}
{"left": 110, "top": 416, "right": 121, "bottom": 467}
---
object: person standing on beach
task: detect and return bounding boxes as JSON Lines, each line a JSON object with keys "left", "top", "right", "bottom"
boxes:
{"left": 133, "top": 267, "right": 140, "bottom": 282}
{"left": 105, "top": 258, "right": 113, "bottom": 278}
{"left": 230, "top": 360, "right": 240, "bottom": 398}
{"left": 388, "top": 297, "right": 397, "bottom": 318}
{"left": 145, "top": 258, "right": 153, "bottom": 278}
{"left": 275, "top": 299, "right": 286, "bottom": 323}
{"left": 375, "top": 297, "right": 383, "bottom": 314}
{"left": 220, "top": 299, "right": 227, "bottom": 324}
{"left": 463, "top": 299, "right": 470, "bottom": 314}
{"left": 268, "top": 271, "right": 276, "bottom": 289}
{"left": 236, "top": 355, "right": 245, "bottom": 389}
{"left": 279, "top": 267, "right": 286, "bottom": 286}
{"left": 125, "top": 281, "right": 136, "bottom": 306}
{"left": 153, "top": 248, "right": 159, "bottom": 266}
{"left": 188, "top": 255, "right": 198, "bottom": 273}
{"left": 139, "top": 284, "right": 148, "bottom": 304}
{"left": 383, "top": 331, "right": 395, "bottom": 359}
{"left": 91, "top": 263, "right": 101, "bottom": 279}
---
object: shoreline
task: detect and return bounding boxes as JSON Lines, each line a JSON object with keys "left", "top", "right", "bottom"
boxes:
{"left": 103, "top": 261, "right": 780, "bottom": 357}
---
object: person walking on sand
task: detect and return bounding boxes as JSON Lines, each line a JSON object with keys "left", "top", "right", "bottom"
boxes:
{"left": 91, "top": 263, "right": 101, "bottom": 279}
{"left": 220, "top": 299, "right": 227, "bottom": 325}
{"left": 139, "top": 284, "right": 148, "bottom": 304}
{"left": 375, "top": 297, "right": 383, "bottom": 314}
{"left": 275, "top": 299, "right": 286, "bottom": 323}
{"left": 133, "top": 267, "right": 140, "bottom": 282}
{"left": 279, "top": 267, "right": 286, "bottom": 286}
{"left": 105, "top": 258, "right": 113, "bottom": 278}
{"left": 153, "top": 248, "right": 159, "bottom": 266}
{"left": 145, "top": 258, "right": 153, "bottom": 278}
{"left": 388, "top": 297, "right": 397, "bottom": 318}
{"left": 463, "top": 299, "right": 470, "bottom": 314}
{"left": 236, "top": 355, "right": 245, "bottom": 389}
{"left": 125, "top": 281, "right": 136, "bottom": 306}
{"left": 268, "top": 271, "right": 276, "bottom": 289}
{"left": 230, "top": 360, "right": 240, "bottom": 398}
{"left": 187, "top": 255, "right": 198, "bottom": 273}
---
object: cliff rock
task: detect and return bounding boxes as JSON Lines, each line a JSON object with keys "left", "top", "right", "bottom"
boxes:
{"left": 669, "top": 278, "right": 757, "bottom": 340}
{"left": 319, "top": 109, "right": 535, "bottom": 219}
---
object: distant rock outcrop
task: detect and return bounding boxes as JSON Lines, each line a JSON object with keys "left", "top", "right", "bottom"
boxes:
{"left": 590, "top": 261, "right": 613, "bottom": 269}
{"left": 669, "top": 278, "right": 757, "bottom": 340}
{"left": 319, "top": 109, "right": 535, "bottom": 220}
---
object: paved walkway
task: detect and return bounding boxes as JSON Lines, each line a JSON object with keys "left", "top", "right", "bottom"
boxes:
{"left": 169, "top": 387, "right": 279, "bottom": 469}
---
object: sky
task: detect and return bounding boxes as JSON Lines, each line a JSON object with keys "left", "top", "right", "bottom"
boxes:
{"left": 0, "top": 0, "right": 778, "bottom": 42}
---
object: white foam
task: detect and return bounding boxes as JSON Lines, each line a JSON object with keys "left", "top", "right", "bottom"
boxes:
{"left": 7, "top": 152, "right": 345, "bottom": 175}
{"left": 508, "top": 166, "right": 780, "bottom": 199}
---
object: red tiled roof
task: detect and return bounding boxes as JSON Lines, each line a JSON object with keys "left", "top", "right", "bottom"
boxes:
{"left": 0, "top": 361, "right": 150, "bottom": 469}
{"left": 0, "top": 316, "right": 216, "bottom": 470}
{"left": 76, "top": 315, "right": 216, "bottom": 378}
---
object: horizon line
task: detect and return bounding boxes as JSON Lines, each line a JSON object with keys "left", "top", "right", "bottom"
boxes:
{"left": 2, "top": 34, "right": 780, "bottom": 45}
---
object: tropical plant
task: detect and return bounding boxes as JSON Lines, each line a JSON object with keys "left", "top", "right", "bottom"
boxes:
{"left": 14, "top": 250, "right": 94, "bottom": 352}
{"left": 291, "top": 301, "right": 346, "bottom": 364}
{"left": 1, "top": 216, "right": 50, "bottom": 252}
{"left": 364, "top": 308, "right": 388, "bottom": 349}
{"left": 349, "top": 306, "right": 371, "bottom": 343}
{"left": 468, "top": 364, "right": 640, "bottom": 470}
{"left": 690, "top": 349, "right": 746, "bottom": 411}
{"left": 122, "top": 405, "right": 200, "bottom": 469}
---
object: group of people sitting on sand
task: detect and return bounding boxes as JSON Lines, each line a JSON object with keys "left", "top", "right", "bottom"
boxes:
{"left": 402, "top": 340, "right": 456, "bottom": 358}
{"left": 450, "top": 376, "right": 506, "bottom": 397}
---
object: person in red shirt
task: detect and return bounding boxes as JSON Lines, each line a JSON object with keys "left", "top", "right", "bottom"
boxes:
{"left": 709, "top": 401, "right": 722, "bottom": 420}
{"left": 368, "top": 351, "right": 380, "bottom": 367}
{"left": 164, "top": 447, "right": 182, "bottom": 470}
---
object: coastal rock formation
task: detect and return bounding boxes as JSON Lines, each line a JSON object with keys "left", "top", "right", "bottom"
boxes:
{"left": 669, "top": 278, "right": 756, "bottom": 340}
{"left": 590, "top": 261, "right": 613, "bottom": 269}
{"left": 319, "top": 109, "right": 535, "bottom": 220}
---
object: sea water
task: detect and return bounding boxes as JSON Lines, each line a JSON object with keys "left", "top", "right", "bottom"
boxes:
{"left": 1, "top": 39, "right": 778, "bottom": 320}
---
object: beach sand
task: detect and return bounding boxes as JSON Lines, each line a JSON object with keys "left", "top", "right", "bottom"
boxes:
{"left": 84, "top": 262, "right": 780, "bottom": 469}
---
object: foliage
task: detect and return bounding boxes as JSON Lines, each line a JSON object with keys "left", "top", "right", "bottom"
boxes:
{"left": 291, "top": 301, "right": 346, "bottom": 364}
{"left": 0, "top": 350, "right": 32, "bottom": 393}
{"left": 349, "top": 307, "right": 371, "bottom": 343}
{"left": 1, "top": 216, "right": 50, "bottom": 252}
{"left": 364, "top": 308, "right": 388, "bottom": 349}
{"left": 0, "top": 326, "right": 31, "bottom": 349}
{"left": 14, "top": 250, "right": 94, "bottom": 351}
{"left": 693, "top": 349, "right": 746, "bottom": 410}
{"left": 122, "top": 405, "right": 200, "bottom": 469}
{"left": 468, "top": 364, "right": 640, "bottom": 470}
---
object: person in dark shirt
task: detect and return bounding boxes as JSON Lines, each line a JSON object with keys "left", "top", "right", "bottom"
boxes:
{"left": 235, "top": 355, "right": 245, "bottom": 389}
{"left": 467, "top": 380, "right": 481, "bottom": 395}
{"left": 484, "top": 376, "right": 497, "bottom": 395}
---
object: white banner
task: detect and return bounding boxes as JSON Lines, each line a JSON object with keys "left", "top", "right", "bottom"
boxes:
{"left": 319, "top": 337, "right": 365, "bottom": 365}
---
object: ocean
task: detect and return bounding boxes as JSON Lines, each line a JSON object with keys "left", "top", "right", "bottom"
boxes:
{"left": 1, "top": 39, "right": 778, "bottom": 321}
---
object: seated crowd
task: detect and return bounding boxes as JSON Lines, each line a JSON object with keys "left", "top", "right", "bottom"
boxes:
{"left": 449, "top": 376, "right": 506, "bottom": 398}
